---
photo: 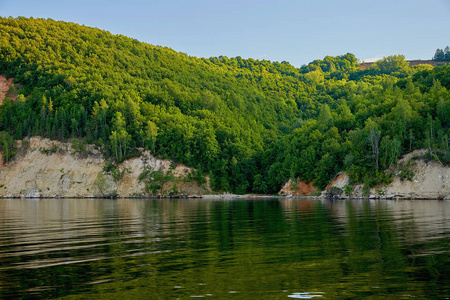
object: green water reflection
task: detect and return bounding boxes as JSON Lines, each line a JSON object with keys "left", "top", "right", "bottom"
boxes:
{"left": 0, "top": 198, "right": 449, "bottom": 299}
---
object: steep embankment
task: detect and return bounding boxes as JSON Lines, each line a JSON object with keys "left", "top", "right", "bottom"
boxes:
{"left": 279, "top": 179, "right": 318, "bottom": 196}
{"left": 0, "top": 138, "right": 448, "bottom": 199}
{"left": 280, "top": 150, "right": 449, "bottom": 199}
{"left": 0, "top": 137, "right": 210, "bottom": 198}
{"left": 328, "top": 150, "right": 449, "bottom": 199}
{"left": 380, "top": 150, "right": 449, "bottom": 199}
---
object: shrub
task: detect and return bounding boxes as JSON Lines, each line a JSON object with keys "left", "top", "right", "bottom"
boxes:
{"left": 326, "top": 187, "right": 343, "bottom": 198}
{"left": 138, "top": 167, "right": 169, "bottom": 195}
{"left": 397, "top": 162, "right": 414, "bottom": 181}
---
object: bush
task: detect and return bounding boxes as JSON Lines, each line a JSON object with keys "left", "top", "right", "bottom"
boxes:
{"left": 169, "top": 183, "right": 179, "bottom": 196}
{"left": 139, "top": 167, "right": 169, "bottom": 195}
{"left": 326, "top": 187, "right": 343, "bottom": 198}
{"left": 396, "top": 162, "right": 414, "bottom": 181}
{"left": 344, "top": 184, "right": 354, "bottom": 196}
{"left": 71, "top": 138, "right": 89, "bottom": 156}
{"left": 39, "top": 142, "right": 59, "bottom": 155}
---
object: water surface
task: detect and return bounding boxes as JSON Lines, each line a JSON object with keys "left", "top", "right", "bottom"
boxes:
{"left": 0, "top": 198, "right": 449, "bottom": 299}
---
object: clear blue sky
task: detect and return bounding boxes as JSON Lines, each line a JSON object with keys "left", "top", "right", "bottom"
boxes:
{"left": 1, "top": 0, "right": 449, "bottom": 67}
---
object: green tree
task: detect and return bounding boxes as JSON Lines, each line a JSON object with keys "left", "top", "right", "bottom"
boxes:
{"left": 444, "top": 46, "right": 450, "bottom": 61}
{"left": 380, "top": 136, "right": 402, "bottom": 169}
{"left": 366, "top": 119, "right": 381, "bottom": 172}
{"left": 110, "top": 112, "right": 130, "bottom": 161}
{"left": 252, "top": 174, "right": 268, "bottom": 194}
{"left": 433, "top": 48, "right": 445, "bottom": 61}
{"left": 144, "top": 120, "right": 158, "bottom": 153}
{"left": 373, "top": 55, "right": 409, "bottom": 74}
{"left": 0, "top": 131, "right": 15, "bottom": 163}
{"left": 318, "top": 103, "right": 333, "bottom": 126}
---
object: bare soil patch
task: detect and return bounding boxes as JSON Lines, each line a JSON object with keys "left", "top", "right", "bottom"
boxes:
{"left": 0, "top": 75, "right": 15, "bottom": 105}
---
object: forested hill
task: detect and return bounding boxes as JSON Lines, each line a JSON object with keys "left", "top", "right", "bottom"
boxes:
{"left": 0, "top": 17, "right": 449, "bottom": 194}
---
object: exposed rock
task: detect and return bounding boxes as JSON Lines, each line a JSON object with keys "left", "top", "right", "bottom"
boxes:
{"left": 0, "top": 137, "right": 210, "bottom": 198}
{"left": 324, "top": 172, "right": 350, "bottom": 198}
{"left": 325, "top": 172, "right": 349, "bottom": 190}
{"left": 279, "top": 179, "right": 317, "bottom": 196}
{"left": 379, "top": 151, "right": 449, "bottom": 199}
{"left": 344, "top": 150, "right": 448, "bottom": 199}
{"left": 289, "top": 149, "right": 449, "bottom": 200}
{"left": 25, "top": 188, "right": 40, "bottom": 198}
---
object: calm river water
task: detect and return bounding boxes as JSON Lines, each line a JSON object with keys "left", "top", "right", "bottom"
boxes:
{"left": 0, "top": 198, "right": 449, "bottom": 299}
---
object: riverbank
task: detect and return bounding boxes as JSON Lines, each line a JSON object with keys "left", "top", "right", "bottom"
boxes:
{"left": 277, "top": 150, "right": 449, "bottom": 200}
{"left": 0, "top": 137, "right": 448, "bottom": 199}
{"left": 318, "top": 149, "right": 449, "bottom": 200}
{"left": 0, "top": 137, "right": 211, "bottom": 198}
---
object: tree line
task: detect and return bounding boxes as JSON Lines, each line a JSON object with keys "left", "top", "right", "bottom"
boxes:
{"left": 432, "top": 46, "right": 450, "bottom": 61}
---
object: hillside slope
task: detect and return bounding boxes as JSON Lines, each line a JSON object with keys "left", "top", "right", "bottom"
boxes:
{"left": 0, "top": 17, "right": 449, "bottom": 194}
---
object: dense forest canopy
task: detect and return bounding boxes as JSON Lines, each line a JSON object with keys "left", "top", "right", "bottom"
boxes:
{"left": 0, "top": 17, "right": 449, "bottom": 194}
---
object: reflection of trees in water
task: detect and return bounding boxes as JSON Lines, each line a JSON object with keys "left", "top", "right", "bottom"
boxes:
{"left": 0, "top": 199, "right": 449, "bottom": 299}
{"left": 0, "top": 199, "right": 109, "bottom": 298}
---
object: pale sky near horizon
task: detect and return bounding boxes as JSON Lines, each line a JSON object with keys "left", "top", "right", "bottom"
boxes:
{"left": 1, "top": 0, "right": 449, "bottom": 67}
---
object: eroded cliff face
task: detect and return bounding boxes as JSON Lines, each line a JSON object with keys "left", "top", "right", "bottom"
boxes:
{"left": 279, "top": 150, "right": 449, "bottom": 199}
{"left": 278, "top": 179, "right": 317, "bottom": 196}
{"left": 380, "top": 150, "right": 449, "bottom": 199}
{"left": 325, "top": 150, "right": 449, "bottom": 199}
{"left": 0, "top": 137, "right": 210, "bottom": 198}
